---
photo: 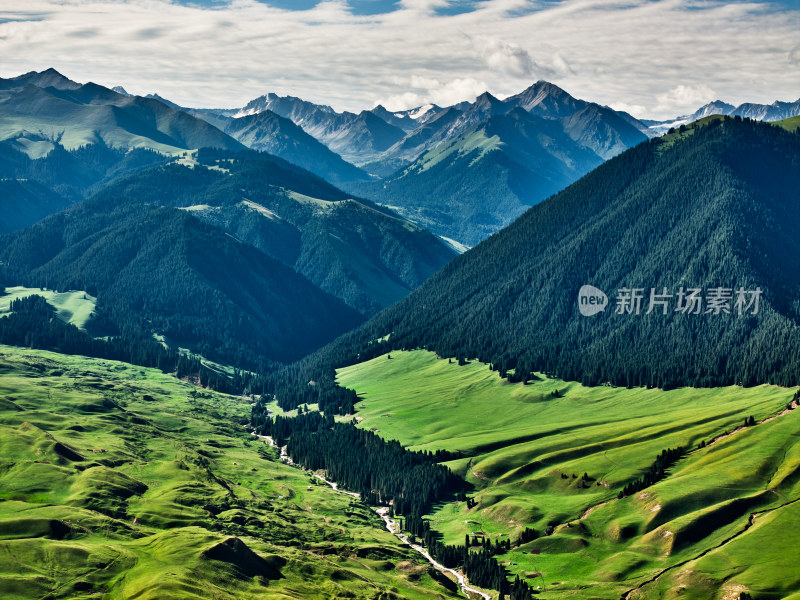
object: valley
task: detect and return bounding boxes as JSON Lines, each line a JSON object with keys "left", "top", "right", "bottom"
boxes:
{"left": 0, "top": 53, "right": 798, "bottom": 600}
{"left": 0, "top": 346, "right": 465, "bottom": 600}
{"left": 337, "top": 350, "right": 800, "bottom": 599}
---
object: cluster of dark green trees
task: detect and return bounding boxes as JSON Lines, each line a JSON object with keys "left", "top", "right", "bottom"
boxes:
{"left": 253, "top": 411, "right": 462, "bottom": 513}
{"left": 0, "top": 295, "right": 174, "bottom": 369}
{"left": 0, "top": 294, "right": 246, "bottom": 394}
{"left": 617, "top": 447, "right": 685, "bottom": 499}
{"left": 404, "top": 509, "right": 540, "bottom": 598}
{"left": 0, "top": 139, "right": 165, "bottom": 201}
{"left": 406, "top": 476, "right": 546, "bottom": 596}
{"left": 0, "top": 196, "right": 361, "bottom": 374}
{"left": 254, "top": 409, "right": 541, "bottom": 599}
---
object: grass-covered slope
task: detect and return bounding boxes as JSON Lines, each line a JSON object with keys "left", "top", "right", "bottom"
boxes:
{"left": 0, "top": 286, "right": 96, "bottom": 330}
{"left": 0, "top": 346, "right": 462, "bottom": 600}
{"left": 337, "top": 350, "right": 800, "bottom": 599}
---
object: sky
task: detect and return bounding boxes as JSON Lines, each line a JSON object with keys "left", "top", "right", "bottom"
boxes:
{"left": 1, "top": 0, "right": 798, "bottom": 120}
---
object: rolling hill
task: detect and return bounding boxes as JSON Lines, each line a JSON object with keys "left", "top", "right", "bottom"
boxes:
{"left": 333, "top": 348, "right": 800, "bottom": 600}
{"left": 246, "top": 116, "right": 800, "bottom": 600}
{"left": 0, "top": 347, "right": 462, "bottom": 600}
{"left": 0, "top": 138, "right": 168, "bottom": 206}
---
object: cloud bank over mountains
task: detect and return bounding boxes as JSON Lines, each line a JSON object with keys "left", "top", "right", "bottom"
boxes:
{"left": 1, "top": 0, "right": 798, "bottom": 119}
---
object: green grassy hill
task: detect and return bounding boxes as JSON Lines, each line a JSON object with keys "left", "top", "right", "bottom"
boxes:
{"left": 337, "top": 350, "right": 800, "bottom": 599}
{"left": 0, "top": 346, "right": 462, "bottom": 600}
{"left": 775, "top": 115, "right": 800, "bottom": 133}
{"left": 293, "top": 116, "right": 800, "bottom": 412}
{"left": 0, "top": 286, "right": 96, "bottom": 330}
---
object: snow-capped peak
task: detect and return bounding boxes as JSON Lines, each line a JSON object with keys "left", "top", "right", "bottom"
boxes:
{"left": 407, "top": 104, "right": 434, "bottom": 120}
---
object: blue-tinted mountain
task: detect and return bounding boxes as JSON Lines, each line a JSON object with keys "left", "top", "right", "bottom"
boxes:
{"left": 360, "top": 107, "right": 604, "bottom": 243}
{"left": 223, "top": 110, "right": 370, "bottom": 184}
{"left": 647, "top": 97, "right": 800, "bottom": 135}
{"left": 343, "top": 82, "right": 649, "bottom": 244}
{"left": 199, "top": 93, "right": 406, "bottom": 166}
{"left": 0, "top": 70, "right": 244, "bottom": 155}
{"left": 0, "top": 68, "right": 81, "bottom": 92}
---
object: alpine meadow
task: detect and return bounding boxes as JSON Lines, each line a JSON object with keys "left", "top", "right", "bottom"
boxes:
{"left": 1, "top": 1, "right": 800, "bottom": 599}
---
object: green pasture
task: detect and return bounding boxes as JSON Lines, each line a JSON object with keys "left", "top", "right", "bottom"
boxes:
{"left": 338, "top": 350, "right": 800, "bottom": 599}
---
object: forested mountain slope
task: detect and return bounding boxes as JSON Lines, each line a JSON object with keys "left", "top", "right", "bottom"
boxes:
{"left": 272, "top": 117, "right": 800, "bottom": 412}
{"left": 97, "top": 151, "right": 455, "bottom": 315}
{"left": 0, "top": 197, "right": 362, "bottom": 368}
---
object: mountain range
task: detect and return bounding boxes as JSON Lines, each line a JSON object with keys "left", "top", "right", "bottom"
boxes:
{"left": 2, "top": 65, "right": 799, "bottom": 600}
{"left": 0, "top": 70, "right": 456, "bottom": 367}
{"left": 0, "top": 69, "right": 243, "bottom": 156}
{"left": 182, "top": 81, "right": 653, "bottom": 244}
{"left": 5, "top": 69, "right": 798, "bottom": 247}
{"left": 2, "top": 69, "right": 798, "bottom": 367}
{"left": 645, "top": 97, "right": 800, "bottom": 134}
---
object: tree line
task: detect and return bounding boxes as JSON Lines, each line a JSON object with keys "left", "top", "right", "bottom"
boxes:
{"left": 0, "top": 294, "right": 247, "bottom": 394}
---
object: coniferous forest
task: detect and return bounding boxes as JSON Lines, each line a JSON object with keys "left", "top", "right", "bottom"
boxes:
{"left": 250, "top": 409, "right": 542, "bottom": 599}
{"left": 256, "top": 118, "right": 800, "bottom": 414}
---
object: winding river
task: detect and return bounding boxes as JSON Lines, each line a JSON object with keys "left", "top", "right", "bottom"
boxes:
{"left": 253, "top": 432, "right": 492, "bottom": 599}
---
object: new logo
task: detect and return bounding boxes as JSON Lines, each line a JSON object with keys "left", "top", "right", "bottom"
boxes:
{"left": 578, "top": 285, "right": 608, "bottom": 317}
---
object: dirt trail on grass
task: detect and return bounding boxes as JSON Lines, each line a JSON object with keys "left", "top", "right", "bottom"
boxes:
{"left": 620, "top": 495, "right": 800, "bottom": 599}
{"left": 374, "top": 506, "right": 492, "bottom": 600}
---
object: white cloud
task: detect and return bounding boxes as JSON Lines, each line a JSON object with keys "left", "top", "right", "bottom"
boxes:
{"left": 654, "top": 84, "right": 716, "bottom": 113}
{"left": 377, "top": 76, "right": 488, "bottom": 110}
{"left": 475, "top": 37, "right": 536, "bottom": 78}
{"left": 608, "top": 102, "right": 648, "bottom": 118}
{"left": 0, "top": 0, "right": 798, "bottom": 118}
